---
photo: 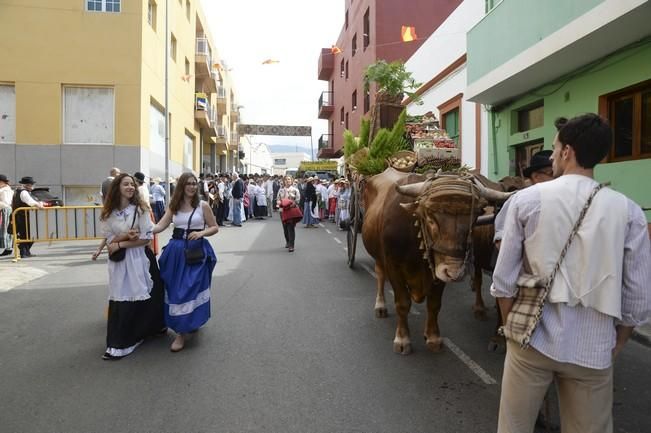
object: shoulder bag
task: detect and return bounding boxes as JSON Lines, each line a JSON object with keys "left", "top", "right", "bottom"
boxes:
{"left": 108, "top": 209, "right": 138, "bottom": 262}
{"left": 184, "top": 206, "right": 205, "bottom": 265}
{"left": 500, "top": 183, "right": 605, "bottom": 348}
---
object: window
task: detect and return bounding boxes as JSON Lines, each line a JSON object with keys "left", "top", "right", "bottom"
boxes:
{"left": 186, "top": 0, "right": 191, "bottom": 21}
{"left": 364, "top": 90, "right": 370, "bottom": 114}
{"left": 438, "top": 93, "right": 462, "bottom": 147}
{"left": 0, "top": 85, "right": 16, "bottom": 143}
{"left": 443, "top": 109, "right": 460, "bottom": 145}
{"left": 340, "top": 59, "right": 345, "bottom": 78}
{"left": 516, "top": 102, "right": 544, "bottom": 132}
{"left": 345, "top": 9, "right": 348, "bottom": 29}
{"left": 149, "top": 103, "right": 165, "bottom": 156}
{"left": 86, "top": 0, "right": 120, "bottom": 12}
{"left": 601, "top": 80, "right": 651, "bottom": 161}
{"left": 184, "top": 132, "right": 194, "bottom": 169}
{"left": 274, "top": 158, "right": 287, "bottom": 165}
{"left": 170, "top": 34, "right": 177, "bottom": 61}
{"left": 363, "top": 8, "right": 370, "bottom": 50}
{"left": 515, "top": 141, "right": 544, "bottom": 177}
{"left": 345, "top": 60, "right": 349, "bottom": 80}
{"left": 340, "top": 107, "right": 344, "bottom": 125}
{"left": 63, "top": 87, "right": 114, "bottom": 144}
{"left": 148, "top": 0, "right": 157, "bottom": 30}
{"left": 352, "top": 90, "right": 357, "bottom": 111}
{"left": 352, "top": 34, "right": 357, "bottom": 57}
{"left": 345, "top": 112, "right": 349, "bottom": 130}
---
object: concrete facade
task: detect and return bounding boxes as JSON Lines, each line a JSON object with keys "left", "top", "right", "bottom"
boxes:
{"left": 0, "top": 0, "right": 240, "bottom": 204}
{"left": 317, "top": 0, "right": 462, "bottom": 158}
{"left": 466, "top": 0, "right": 651, "bottom": 223}
{"left": 405, "top": 0, "right": 488, "bottom": 174}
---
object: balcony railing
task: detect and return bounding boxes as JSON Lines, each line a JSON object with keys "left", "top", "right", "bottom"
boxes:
{"left": 195, "top": 37, "right": 212, "bottom": 76}
{"left": 216, "top": 125, "right": 226, "bottom": 138}
{"left": 318, "top": 134, "right": 333, "bottom": 149}
{"left": 318, "top": 91, "right": 334, "bottom": 119}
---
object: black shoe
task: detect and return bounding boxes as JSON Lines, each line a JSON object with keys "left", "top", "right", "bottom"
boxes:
{"left": 285, "top": 244, "right": 289, "bottom": 248}
{"left": 0, "top": 249, "right": 12, "bottom": 256}
{"left": 232, "top": 224, "right": 242, "bottom": 227}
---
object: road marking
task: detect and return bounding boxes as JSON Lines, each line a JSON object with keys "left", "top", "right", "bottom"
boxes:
{"left": 318, "top": 223, "right": 325, "bottom": 228}
{"left": 325, "top": 229, "right": 332, "bottom": 234}
{"left": 443, "top": 337, "right": 498, "bottom": 385}
{"left": 333, "top": 237, "right": 342, "bottom": 244}
{"left": 361, "top": 263, "right": 377, "bottom": 279}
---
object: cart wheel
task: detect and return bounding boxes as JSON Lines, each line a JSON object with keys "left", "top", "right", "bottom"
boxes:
{"left": 347, "top": 183, "right": 359, "bottom": 268}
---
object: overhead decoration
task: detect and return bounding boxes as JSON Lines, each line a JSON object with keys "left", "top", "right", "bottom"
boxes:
{"left": 262, "top": 59, "right": 280, "bottom": 65}
{"left": 331, "top": 45, "right": 342, "bottom": 54}
{"left": 238, "top": 124, "right": 312, "bottom": 137}
{"left": 401, "top": 26, "right": 418, "bottom": 42}
{"left": 213, "top": 63, "right": 223, "bottom": 70}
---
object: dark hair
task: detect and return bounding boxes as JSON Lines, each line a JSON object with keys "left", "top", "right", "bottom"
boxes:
{"left": 554, "top": 117, "right": 568, "bottom": 131}
{"left": 168, "top": 172, "right": 200, "bottom": 213}
{"left": 101, "top": 173, "right": 146, "bottom": 220}
{"left": 556, "top": 113, "right": 611, "bottom": 169}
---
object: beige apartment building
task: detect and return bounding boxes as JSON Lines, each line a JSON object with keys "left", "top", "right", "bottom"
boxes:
{"left": 0, "top": 0, "right": 240, "bottom": 204}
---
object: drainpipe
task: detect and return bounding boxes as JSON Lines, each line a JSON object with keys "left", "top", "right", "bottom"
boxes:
{"left": 491, "top": 110, "right": 499, "bottom": 177}
{"left": 164, "top": 0, "right": 170, "bottom": 195}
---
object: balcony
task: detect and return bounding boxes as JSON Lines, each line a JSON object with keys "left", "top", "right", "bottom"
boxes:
{"left": 194, "top": 93, "right": 213, "bottom": 128}
{"left": 318, "top": 48, "right": 334, "bottom": 81}
{"left": 466, "top": 0, "right": 651, "bottom": 104}
{"left": 318, "top": 91, "right": 334, "bottom": 119}
{"left": 317, "top": 134, "right": 337, "bottom": 159}
{"left": 216, "top": 86, "right": 227, "bottom": 108}
{"left": 195, "top": 37, "right": 212, "bottom": 77}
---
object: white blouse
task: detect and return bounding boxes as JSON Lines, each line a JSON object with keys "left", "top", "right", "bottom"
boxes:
{"left": 99, "top": 204, "right": 154, "bottom": 302}
{"left": 173, "top": 202, "right": 207, "bottom": 231}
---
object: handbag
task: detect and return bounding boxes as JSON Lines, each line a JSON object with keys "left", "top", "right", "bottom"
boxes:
{"left": 108, "top": 210, "right": 138, "bottom": 262}
{"left": 280, "top": 198, "right": 303, "bottom": 224}
{"left": 500, "top": 183, "right": 605, "bottom": 348}
{"left": 184, "top": 206, "right": 205, "bottom": 265}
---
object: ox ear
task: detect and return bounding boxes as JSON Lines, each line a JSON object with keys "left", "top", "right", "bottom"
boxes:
{"left": 399, "top": 202, "right": 419, "bottom": 215}
{"left": 396, "top": 181, "right": 428, "bottom": 198}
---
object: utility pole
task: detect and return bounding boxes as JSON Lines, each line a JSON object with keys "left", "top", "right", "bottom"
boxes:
{"left": 164, "top": 0, "right": 170, "bottom": 195}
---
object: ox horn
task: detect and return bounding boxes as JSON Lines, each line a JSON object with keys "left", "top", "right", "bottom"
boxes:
{"left": 396, "top": 181, "right": 429, "bottom": 198}
{"left": 472, "top": 178, "right": 514, "bottom": 202}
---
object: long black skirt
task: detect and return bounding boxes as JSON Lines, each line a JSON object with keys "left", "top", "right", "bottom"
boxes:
{"left": 105, "top": 247, "right": 165, "bottom": 357}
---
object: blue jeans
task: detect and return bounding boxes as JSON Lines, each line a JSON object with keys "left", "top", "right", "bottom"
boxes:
{"left": 232, "top": 198, "right": 242, "bottom": 225}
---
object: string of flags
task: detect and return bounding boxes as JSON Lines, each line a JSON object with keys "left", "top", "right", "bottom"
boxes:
{"left": 261, "top": 59, "right": 280, "bottom": 65}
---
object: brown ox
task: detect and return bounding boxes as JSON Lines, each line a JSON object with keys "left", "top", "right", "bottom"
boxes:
{"left": 362, "top": 167, "right": 510, "bottom": 354}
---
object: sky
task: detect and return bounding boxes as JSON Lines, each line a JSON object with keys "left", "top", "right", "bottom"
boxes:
{"left": 200, "top": 0, "right": 344, "bottom": 155}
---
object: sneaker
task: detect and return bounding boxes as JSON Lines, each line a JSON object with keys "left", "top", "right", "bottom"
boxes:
{"left": 0, "top": 250, "right": 12, "bottom": 256}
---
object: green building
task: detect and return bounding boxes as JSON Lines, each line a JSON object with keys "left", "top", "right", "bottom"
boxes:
{"left": 467, "top": 0, "right": 651, "bottom": 223}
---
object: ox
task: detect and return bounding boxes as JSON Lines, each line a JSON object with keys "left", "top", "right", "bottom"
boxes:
{"left": 361, "top": 167, "right": 511, "bottom": 354}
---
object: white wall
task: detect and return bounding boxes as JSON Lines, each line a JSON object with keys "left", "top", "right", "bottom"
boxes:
{"left": 405, "top": 0, "right": 489, "bottom": 174}
{"left": 269, "top": 152, "right": 310, "bottom": 175}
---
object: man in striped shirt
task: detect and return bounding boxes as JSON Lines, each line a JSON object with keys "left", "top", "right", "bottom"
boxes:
{"left": 492, "top": 113, "right": 651, "bottom": 433}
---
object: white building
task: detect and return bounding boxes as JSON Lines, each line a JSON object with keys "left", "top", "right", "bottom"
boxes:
{"left": 240, "top": 141, "right": 273, "bottom": 174}
{"left": 405, "top": 0, "right": 488, "bottom": 174}
{"left": 270, "top": 152, "right": 311, "bottom": 175}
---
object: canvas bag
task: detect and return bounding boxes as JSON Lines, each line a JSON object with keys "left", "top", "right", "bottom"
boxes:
{"left": 500, "top": 183, "right": 605, "bottom": 348}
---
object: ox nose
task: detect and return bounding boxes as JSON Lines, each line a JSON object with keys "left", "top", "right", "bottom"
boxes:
{"left": 443, "top": 265, "right": 465, "bottom": 281}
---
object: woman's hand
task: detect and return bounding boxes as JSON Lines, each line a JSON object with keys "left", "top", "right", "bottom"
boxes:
{"left": 127, "top": 229, "right": 140, "bottom": 241}
{"left": 107, "top": 242, "right": 121, "bottom": 255}
{"left": 91, "top": 248, "right": 102, "bottom": 261}
{"left": 187, "top": 231, "right": 204, "bottom": 241}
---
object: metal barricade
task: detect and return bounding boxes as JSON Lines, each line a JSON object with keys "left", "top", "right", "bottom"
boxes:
{"left": 10, "top": 206, "right": 103, "bottom": 262}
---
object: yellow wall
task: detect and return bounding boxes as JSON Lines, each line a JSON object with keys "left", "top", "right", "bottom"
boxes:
{"left": 0, "top": 0, "right": 142, "bottom": 146}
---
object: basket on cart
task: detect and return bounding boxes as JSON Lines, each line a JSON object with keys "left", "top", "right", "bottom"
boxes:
{"left": 387, "top": 150, "right": 417, "bottom": 173}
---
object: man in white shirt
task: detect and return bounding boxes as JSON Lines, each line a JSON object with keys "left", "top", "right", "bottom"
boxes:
{"left": 492, "top": 114, "right": 651, "bottom": 433}
{"left": 133, "top": 172, "right": 151, "bottom": 212}
{"left": 100, "top": 167, "right": 120, "bottom": 204}
{"left": 150, "top": 177, "right": 166, "bottom": 222}
{"left": 11, "top": 176, "right": 45, "bottom": 257}
{"left": 264, "top": 175, "right": 274, "bottom": 217}
{"left": 0, "top": 174, "right": 15, "bottom": 256}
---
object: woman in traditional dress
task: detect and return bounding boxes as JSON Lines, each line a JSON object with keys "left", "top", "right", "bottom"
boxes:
{"left": 96, "top": 173, "right": 166, "bottom": 360}
{"left": 277, "top": 175, "right": 301, "bottom": 253}
{"left": 153, "top": 172, "right": 218, "bottom": 352}
{"left": 302, "top": 177, "right": 318, "bottom": 228}
{"left": 254, "top": 179, "right": 267, "bottom": 219}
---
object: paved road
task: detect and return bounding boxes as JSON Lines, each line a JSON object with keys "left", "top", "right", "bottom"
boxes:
{"left": 1, "top": 216, "right": 650, "bottom": 433}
